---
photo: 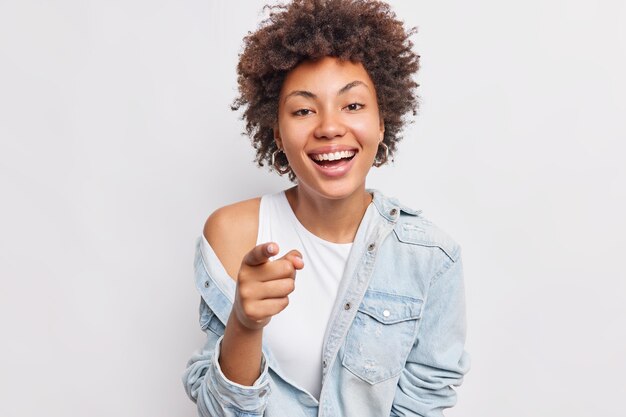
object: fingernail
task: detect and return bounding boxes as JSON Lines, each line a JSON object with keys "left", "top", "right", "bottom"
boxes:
{"left": 294, "top": 255, "right": 303, "bottom": 263}
{"left": 267, "top": 244, "right": 275, "bottom": 254}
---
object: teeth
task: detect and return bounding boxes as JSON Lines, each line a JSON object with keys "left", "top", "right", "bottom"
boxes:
{"left": 311, "top": 150, "right": 356, "bottom": 161}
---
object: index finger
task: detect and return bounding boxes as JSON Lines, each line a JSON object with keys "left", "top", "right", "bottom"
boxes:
{"left": 242, "top": 242, "right": 278, "bottom": 266}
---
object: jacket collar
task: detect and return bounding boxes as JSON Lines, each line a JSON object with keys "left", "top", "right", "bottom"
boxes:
{"left": 369, "top": 189, "right": 421, "bottom": 222}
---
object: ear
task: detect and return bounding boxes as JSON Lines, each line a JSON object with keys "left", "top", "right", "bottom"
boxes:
{"left": 379, "top": 119, "right": 385, "bottom": 142}
{"left": 273, "top": 123, "right": 282, "bottom": 149}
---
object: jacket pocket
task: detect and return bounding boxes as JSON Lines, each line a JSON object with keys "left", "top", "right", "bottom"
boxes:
{"left": 342, "top": 289, "right": 423, "bottom": 384}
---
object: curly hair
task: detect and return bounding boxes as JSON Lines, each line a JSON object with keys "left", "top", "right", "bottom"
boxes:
{"left": 231, "top": 0, "right": 420, "bottom": 179}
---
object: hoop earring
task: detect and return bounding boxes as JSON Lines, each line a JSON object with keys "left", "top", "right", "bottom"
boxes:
{"left": 373, "top": 142, "right": 389, "bottom": 167}
{"left": 271, "top": 148, "right": 291, "bottom": 175}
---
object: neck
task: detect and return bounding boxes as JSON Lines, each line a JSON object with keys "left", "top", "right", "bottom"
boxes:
{"left": 284, "top": 184, "right": 372, "bottom": 244}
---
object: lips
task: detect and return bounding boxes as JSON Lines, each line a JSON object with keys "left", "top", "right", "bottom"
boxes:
{"left": 307, "top": 146, "right": 358, "bottom": 177}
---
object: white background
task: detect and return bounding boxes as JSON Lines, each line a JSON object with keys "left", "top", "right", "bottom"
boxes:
{"left": 1, "top": 1, "right": 625, "bottom": 416}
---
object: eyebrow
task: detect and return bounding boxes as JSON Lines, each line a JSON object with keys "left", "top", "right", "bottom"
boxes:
{"left": 338, "top": 80, "right": 368, "bottom": 95}
{"left": 283, "top": 80, "right": 369, "bottom": 104}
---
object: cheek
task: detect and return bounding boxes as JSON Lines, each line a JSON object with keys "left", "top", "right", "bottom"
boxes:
{"left": 278, "top": 118, "right": 299, "bottom": 139}
{"left": 278, "top": 124, "right": 309, "bottom": 155}
{"left": 352, "top": 119, "right": 382, "bottom": 148}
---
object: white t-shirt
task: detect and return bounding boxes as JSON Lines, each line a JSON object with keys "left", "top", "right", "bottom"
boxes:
{"left": 258, "top": 191, "right": 354, "bottom": 400}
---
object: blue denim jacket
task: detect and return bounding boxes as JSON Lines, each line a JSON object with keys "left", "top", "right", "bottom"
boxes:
{"left": 182, "top": 190, "right": 470, "bottom": 416}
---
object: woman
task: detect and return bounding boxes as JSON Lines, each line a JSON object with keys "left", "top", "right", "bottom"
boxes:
{"left": 183, "top": 1, "right": 469, "bottom": 416}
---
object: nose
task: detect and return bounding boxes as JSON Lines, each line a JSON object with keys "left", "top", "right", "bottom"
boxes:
{"left": 313, "top": 110, "right": 347, "bottom": 140}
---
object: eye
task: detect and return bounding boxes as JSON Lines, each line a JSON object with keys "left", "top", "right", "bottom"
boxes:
{"left": 292, "top": 108, "right": 313, "bottom": 116}
{"left": 344, "top": 103, "right": 364, "bottom": 111}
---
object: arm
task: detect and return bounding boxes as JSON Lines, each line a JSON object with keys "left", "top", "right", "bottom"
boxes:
{"left": 391, "top": 254, "right": 471, "bottom": 417}
{"left": 203, "top": 202, "right": 267, "bottom": 388}
{"left": 219, "top": 240, "right": 302, "bottom": 386}
{"left": 182, "top": 204, "right": 303, "bottom": 416}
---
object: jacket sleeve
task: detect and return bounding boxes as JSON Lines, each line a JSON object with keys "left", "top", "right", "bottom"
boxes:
{"left": 182, "top": 299, "right": 272, "bottom": 417}
{"left": 391, "top": 254, "right": 471, "bottom": 417}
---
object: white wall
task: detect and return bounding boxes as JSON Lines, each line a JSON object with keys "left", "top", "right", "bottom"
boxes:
{"left": 1, "top": 1, "right": 625, "bottom": 416}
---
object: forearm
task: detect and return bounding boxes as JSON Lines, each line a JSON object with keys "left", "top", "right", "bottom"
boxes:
{"left": 219, "top": 310, "right": 264, "bottom": 386}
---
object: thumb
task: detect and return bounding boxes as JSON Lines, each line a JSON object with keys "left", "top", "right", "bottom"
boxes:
{"left": 243, "top": 242, "right": 279, "bottom": 266}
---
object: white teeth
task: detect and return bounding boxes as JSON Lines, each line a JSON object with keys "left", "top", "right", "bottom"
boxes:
{"left": 311, "top": 150, "right": 356, "bottom": 161}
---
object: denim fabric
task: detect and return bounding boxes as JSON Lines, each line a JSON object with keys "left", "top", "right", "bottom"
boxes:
{"left": 182, "top": 190, "right": 470, "bottom": 417}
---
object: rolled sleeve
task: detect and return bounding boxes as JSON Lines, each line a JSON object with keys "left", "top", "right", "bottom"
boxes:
{"left": 209, "top": 336, "right": 272, "bottom": 411}
{"left": 183, "top": 323, "right": 272, "bottom": 416}
{"left": 391, "top": 254, "right": 471, "bottom": 417}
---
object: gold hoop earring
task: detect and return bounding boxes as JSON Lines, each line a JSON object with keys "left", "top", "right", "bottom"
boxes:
{"left": 271, "top": 148, "right": 291, "bottom": 175}
{"left": 373, "top": 142, "right": 389, "bottom": 167}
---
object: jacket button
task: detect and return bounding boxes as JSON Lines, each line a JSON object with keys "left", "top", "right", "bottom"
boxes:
{"left": 204, "top": 281, "right": 210, "bottom": 288}
{"left": 367, "top": 243, "right": 376, "bottom": 251}
{"left": 344, "top": 302, "right": 351, "bottom": 310}
{"left": 383, "top": 309, "right": 391, "bottom": 317}
{"left": 390, "top": 208, "right": 398, "bottom": 216}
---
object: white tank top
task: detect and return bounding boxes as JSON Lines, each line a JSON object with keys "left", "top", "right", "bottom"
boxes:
{"left": 258, "top": 191, "right": 352, "bottom": 400}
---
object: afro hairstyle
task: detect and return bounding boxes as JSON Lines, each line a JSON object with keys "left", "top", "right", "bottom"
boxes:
{"left": 231, "top": 0, "right": 420, "bottom": 179}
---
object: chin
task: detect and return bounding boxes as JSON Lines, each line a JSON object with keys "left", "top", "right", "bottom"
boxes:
{"left": 296, "top": 174, "right": 368, "bottom": 201}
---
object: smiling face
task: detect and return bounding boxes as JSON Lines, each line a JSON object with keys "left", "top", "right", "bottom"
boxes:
{"left": 275, "top": 56, "right": 384, "bottom": 200}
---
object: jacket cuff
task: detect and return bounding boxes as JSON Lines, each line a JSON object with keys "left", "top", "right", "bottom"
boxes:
{"left": 207, "top": 335, "right": 271, "bottom": 412}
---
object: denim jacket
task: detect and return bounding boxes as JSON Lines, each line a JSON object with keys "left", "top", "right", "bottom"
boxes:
{"left": 182, "top": 190, "right": 470, "bottom": 417}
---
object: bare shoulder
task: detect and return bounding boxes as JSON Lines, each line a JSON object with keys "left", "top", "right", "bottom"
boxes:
{"left": 203, "top": 197, "right": 261, "bottom": 281}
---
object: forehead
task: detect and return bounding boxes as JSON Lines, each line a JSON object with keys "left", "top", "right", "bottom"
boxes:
{"left": 280, "top": 56, "right": 376, "bottom": 96}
